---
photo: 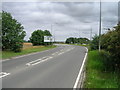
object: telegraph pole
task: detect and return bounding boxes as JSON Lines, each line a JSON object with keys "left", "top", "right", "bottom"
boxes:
{"left": 51, "top": 24, "right": 53, "bottom": 44}
{"left": 90, "top": 26, "right": 92, "bottom": 41}
{"left": 99, "top": 0, "right": 102, "bottom": 51}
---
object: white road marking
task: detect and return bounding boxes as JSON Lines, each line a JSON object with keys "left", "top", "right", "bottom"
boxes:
{"left": 2, "top": 48, "right": 57, "bottom": 62}
{"left": 0, "top": 72, "right": 10, "bottom": 79}
{"left": 58, "top": 52, "right": 65, "bottom": 55}
{"left": 31, "top": 57, "right": 53, "bottom": 66}
{"left": 26, "top": 47, "right": 75, "bottom": 66}
{"left": 73, "top": 47, "right": 88, "bottom": 89}
{"left": 26, "top": 58, "right": 42, "bottom": 66}
{"left": 51, "top": 52, "right": 59, "bottom": 55}
{"left": 60, "top": 49, "right": 64, "bottom": 51}
{"left": 26, "top": 56, "right": 53, "bottom": 66}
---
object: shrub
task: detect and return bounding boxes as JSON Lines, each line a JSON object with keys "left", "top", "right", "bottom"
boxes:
{"left": 2, "top": 11, "right": 26, "bottom": 52}
{"left": 101, "top": 24, "right": 120, "bottom": 71}
{"left": 90, "top": 35, "right": 99, "bottom": 50}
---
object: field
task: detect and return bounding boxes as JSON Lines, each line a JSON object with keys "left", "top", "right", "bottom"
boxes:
{"left": 84, "top": 50, "right": 119, "bottom": 88}
{"left": 22, "top": 43, "right": 44, "bottom": 50}
{"left": 2, "top": 43, "right": 56, "bottom": 59}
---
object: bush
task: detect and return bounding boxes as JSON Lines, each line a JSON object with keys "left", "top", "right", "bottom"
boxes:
{"left": 90, "top": 35, "right": 99, "bottom": 50}
{"left": 30, "top": 30, "right": 52, "bottom": 46}
{"left": 65, "top": 37, "right": 90, "bottom": 44}
{"left": 99, "top": 50, "right": 115, "bottom": 71}
{"left": 101, "top": 24, "right": 120, "bottom": 71}
{"left": 90, "top": 24, "right": 120, "bottom": 71}
{"left": 11, "top": 43, "right": 22, "bottom": 52}
{"left": 2, "top": 11, "right": 26, "bottom": 52}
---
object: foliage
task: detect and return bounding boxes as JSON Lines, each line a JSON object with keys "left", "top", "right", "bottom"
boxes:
{"left": 101, "top": 24, "right": 120, "bottom": 71}
{"left": 2, "top": 11, "right": 26, "bottom": 52}
{"left": 30, "top": 30, "right": 52, "bottom": 46}
{"left": 90, "top": 35, "right": 99, "bottom": 50}
{"left": 65, "top": 37, "right": 89, "bottom": 44}
{"left": 90, "top": 24, "right": 120, "bottom": 71}
{"left": 85, "top": 50, "right": 119, "bottom": 88}
{"left": 44, "top": 30, "right": 52, "bottom": 45}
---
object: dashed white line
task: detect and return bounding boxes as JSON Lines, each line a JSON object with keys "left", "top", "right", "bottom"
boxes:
{"left": 27, "top": 47, "right": 75, "bottom": 66}
{"left": 26, "top": 56, "right": 53, "bottom": 66}
{"left": 0, "top": 72, "right": 10, "bottom": 79}
{"left": 58, "top": 52, "right": 65, "bottom": 55}
{"left": 52, "top": 52, "right": 59, "bottom": 55}
{"left": 2, "top": 48, "right": 57, "bottom": 62}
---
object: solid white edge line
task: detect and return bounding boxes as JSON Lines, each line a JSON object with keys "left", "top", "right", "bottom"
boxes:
{"left": 73, "top": 47, "right": 88, "bottom": 89}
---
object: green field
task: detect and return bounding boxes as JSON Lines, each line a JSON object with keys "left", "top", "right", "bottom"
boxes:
{"left": 84, "top": 50, "right": 119, "bottom": 88}
{"left": 2, "top": 45, "right": 56, "bottom": 59}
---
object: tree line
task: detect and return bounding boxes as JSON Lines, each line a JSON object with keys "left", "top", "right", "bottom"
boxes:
{"left": 90, "top": 24, "right": 120, "bottom": 72}
{"left": 65, "top": 37, "right": 90, "bottom": 44}
{"left": 1, "top": 11, "right": 52, "bottom": 52}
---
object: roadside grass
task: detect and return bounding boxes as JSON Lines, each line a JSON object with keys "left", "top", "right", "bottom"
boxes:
{"left": 2, "top": 45, "right": 56, "bottom": 59}
{"left": 69, "top": 44, "right": 89, "bottom": 47}
{"left": 84, "top": 50, "right": 119, "bottom": 88}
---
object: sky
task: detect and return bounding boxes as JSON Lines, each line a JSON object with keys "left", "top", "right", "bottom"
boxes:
{"left": 2, "top": 1, "right": 118, "bottom": 41}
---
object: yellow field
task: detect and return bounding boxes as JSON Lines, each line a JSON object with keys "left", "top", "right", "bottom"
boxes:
{"left": 23, "top": 43, "right": 44, "bottom": 50}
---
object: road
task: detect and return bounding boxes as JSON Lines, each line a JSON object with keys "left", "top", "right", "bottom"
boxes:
{"left": 1, "top": 44, "right": 87, "bottom": 88}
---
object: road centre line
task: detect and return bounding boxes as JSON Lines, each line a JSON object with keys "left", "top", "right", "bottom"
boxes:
{"left": 51, "top": 52, "right": 60, "bottom": 55}
{"left": 27, "top": 47, "right": 75, "bottom": 66}
{"left": 58, "top": 52, "right": 65, "bottom": 55}
{"left": 30, "top": 57, "right": 53, "bottom": 66}
{"left": 0, "top": 72, "right": 10, "bottom": 79}
{"left": 2, "top": 47, "right": 57, "bottom": 62}
{"left": 26, "top": 56, "right": 53, "bottom": 66}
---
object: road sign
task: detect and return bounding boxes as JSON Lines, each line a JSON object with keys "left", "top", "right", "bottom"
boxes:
{"left": 44, "top": 36, "right": 52, "bottom": 42}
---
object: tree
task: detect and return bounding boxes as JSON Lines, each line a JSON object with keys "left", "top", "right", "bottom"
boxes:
{"left": 65, "top": 37, "right": 75, "bottom": 44}
{"left": 90, "top": 35, "right": 99, "bottom": 50}
{"left": 101, "top": 24, "right": 120, "bottom": 71}
{"left": 65, "top": 38, "right": 72, "bottom": 44}
{"left": 2, "top": 11, "right": 26, "bottom": 52}
{"left": 65, "top": 37, "right": 89, "bottom": 44}
{"left": 44, "top": 30, "right": 52, "bottom": 36}
{"left": 78, "top": 38, "right": 90, "bottom": 44}
{"left": 30, "top": 30, "right": 44, "bottom": 46}
{"left": 30, "top": 30, "right": 52, "bottom": 46}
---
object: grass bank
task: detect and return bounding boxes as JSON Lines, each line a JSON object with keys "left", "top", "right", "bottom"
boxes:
{"left": 84, "top": 50, "right": 119, "bottom": 88}
{"left": 2, "top": 45, "right": 56, "bottom": 59}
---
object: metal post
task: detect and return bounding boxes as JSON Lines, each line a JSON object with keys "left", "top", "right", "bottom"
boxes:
{"left": 99, "top": 0, "right": 102, "bottom": 51}
{"left": 90, "top": 26, "right": 92, "bottom": 41}
{"left": 79, "top": 30, "right": 80, "bottom": 38}
{"left": 51, "top": 24, "right": 53, "bottom": 44}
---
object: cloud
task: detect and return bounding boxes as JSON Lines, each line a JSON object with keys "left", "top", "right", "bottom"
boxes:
{"left": 2, "top": 2, "right": 118, "bottom": 41}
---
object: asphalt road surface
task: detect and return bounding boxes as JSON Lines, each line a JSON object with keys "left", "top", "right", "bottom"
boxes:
{"left": 1, "top": 44, "right": 87, "bottom": 88}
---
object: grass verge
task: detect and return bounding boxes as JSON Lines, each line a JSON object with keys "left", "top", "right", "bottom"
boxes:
{"left": 84, "top": 50, "right": 119, "bottom": 88}
{"left": 2, "top": 45, "right": 56, "bottom": 59}
{"left": 69, "top": 44, "right": 89, "bottom": 47}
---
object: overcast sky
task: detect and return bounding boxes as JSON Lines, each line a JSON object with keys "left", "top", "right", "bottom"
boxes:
{"left": 2, "top": 2, "right": 118, "bottom": 41}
